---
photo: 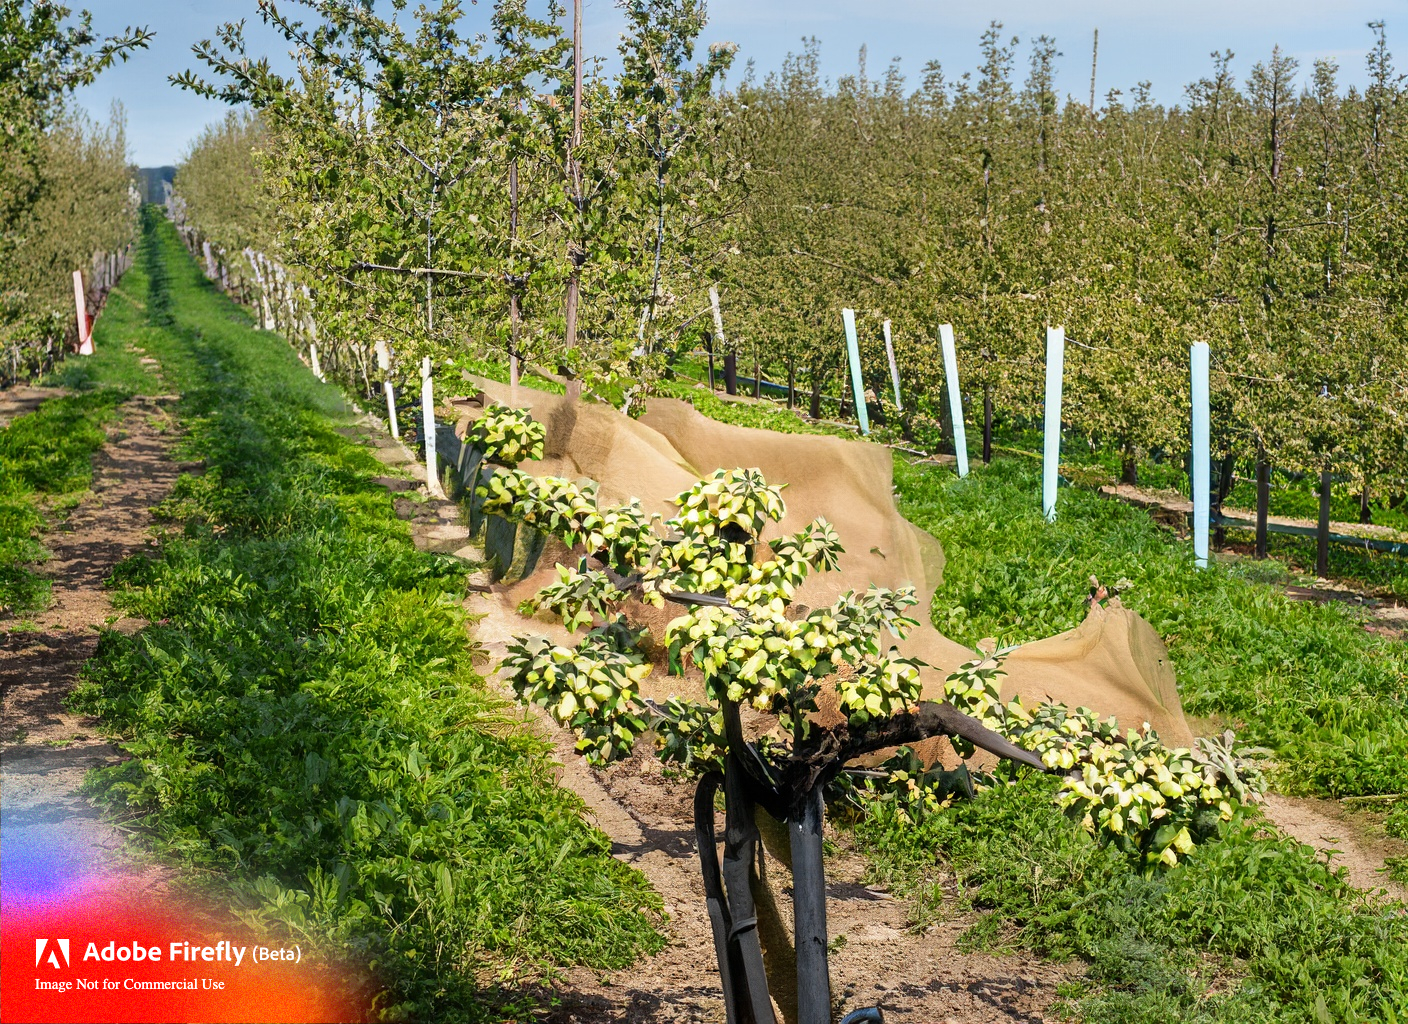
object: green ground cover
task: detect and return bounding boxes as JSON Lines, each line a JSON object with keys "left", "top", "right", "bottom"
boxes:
{"left": 647, "top": 379, "right": 1408, "bottom": 1020}
{"left": 70, "top": 212, "right": 663, "bottom": 1020}
{"left": 857, "top": 775, "right": 1408, "bottom": 1022}
{"left": 0, "top": 390, "right": 126, "bottom": 614}
{"left": 894, "top": 457, "right": 1408, "bottom": 799}
{"left": 0, "top": 274, "right": 164, "bottom": 616}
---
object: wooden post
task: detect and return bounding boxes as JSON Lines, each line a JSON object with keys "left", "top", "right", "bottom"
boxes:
{"left": 1317, "top": 469, "right": 1331, "bottom": 578}
{"left": 422, "top": 357, "right": 446, "bottom": 499}
{"left": 841, "top": 308, "right": 870, "bottom": 435}
{"left": 1190, "top": 342, "right": 1210, "bottom": 567}
{"left": 73, "top": 270, "right": 93, "bottom": 355}
{"left": 882, "top": 319, "right": 903, "bottom": 411}
{"left": 376, "top": 341, "right": 400, "bottom": 439}
{"left": 1255, "top": 452, "right": 1270, "bottom": 559}
{"left": 709, "top": 286, "right": 736, "bottom": 395}
{"left": 982, "top": 385, "right": 993, "bottom": 464}
{"left": 939, "top": 323, "right": 968, "bottom": 477}
{"left": 1042, "top": 326, "right": 1065, "bottom": 521}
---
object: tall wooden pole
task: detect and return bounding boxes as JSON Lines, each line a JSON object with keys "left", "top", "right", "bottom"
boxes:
{"left": 1089, "top": 29, "right": 1099, "bottom": 112}
{"left": 563, "top": 0, "right": 584, "bottom": 400}
{"left": 1317, "top": 470, "right": 1332, "bottom": 578}
{"left": 509, "top": 126, "right": 521, "bottom": 388}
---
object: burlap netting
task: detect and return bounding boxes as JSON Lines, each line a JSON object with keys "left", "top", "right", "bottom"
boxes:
{"left": 457, "top": 377, "right": 1194, "bottom": 749}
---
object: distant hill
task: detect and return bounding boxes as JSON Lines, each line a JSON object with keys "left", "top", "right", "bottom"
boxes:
{"left": 136, "top": 166, "right": 176, "bottom": 205}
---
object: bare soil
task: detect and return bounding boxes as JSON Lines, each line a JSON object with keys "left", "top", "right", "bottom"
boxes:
{"left": 1260, "top": 794, "right": 1408, "bottom": 899}
{"left": 0, "top": 385, "right": 68, "bottom": 428}
{"left": 463, "top": 584, "right": 1074, "bottom": 1024}
{"left": 0, "top": 389, "right": 183, "bottom": 896}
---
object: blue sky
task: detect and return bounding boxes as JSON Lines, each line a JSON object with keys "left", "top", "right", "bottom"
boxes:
{"left": 71, "top": 0, "right": 1399, "bottom": 167}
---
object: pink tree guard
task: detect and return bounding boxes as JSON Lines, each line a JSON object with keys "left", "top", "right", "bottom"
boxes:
{"left": 73, "top": 270, "right": 94, "bottom": 355}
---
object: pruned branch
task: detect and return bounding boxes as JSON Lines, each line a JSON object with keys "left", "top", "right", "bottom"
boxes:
{"left": 777, "top": 699, "right": 1049, "bottom": 806}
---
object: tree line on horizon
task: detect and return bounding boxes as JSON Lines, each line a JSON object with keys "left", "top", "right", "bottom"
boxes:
{"left": 168, "top": 2, "right": 1408, "bottom": 512}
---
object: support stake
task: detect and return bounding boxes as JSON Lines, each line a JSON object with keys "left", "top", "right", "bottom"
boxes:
{"left": 882, "top": 319, "right": 902, "bottom": 411}
{"left": 841, "top": 308, "right": 870, "bottom": 435}
{"left": 1042, "top": 326, "right": 1065, "bottom": 521}
{"left": 1191, "top": 342, "right": 1210, "bottom": 568}
{"left": 939, "top": 323, "right": 968, "bottom": 478}
{"left": 72, "top": 270, "right": 93, "bottom": 355}
{"left": 422, "top": 357, "right": 445, "bottom": 499}
{"left": 376, "top": 341, "right": 400, "bottom": 439}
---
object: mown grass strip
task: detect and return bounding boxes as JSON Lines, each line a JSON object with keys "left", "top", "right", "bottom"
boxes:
{"left": 1, "top": 217, "right": 181, "bottom": 617}
{"left": 73, "top": 211, "right": 663, "bottom": 1020}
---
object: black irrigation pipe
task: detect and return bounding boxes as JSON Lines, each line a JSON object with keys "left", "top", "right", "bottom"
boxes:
{"left": 1212, "top": 511, "right": 1408, "bottom": 557}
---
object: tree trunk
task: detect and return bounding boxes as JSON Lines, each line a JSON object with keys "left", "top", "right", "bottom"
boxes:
{"left": 753, "top": 355, "right": 761, "bottom": 399}
{"left": 809, "top": 368, "right": 821, "bottom": 419}
{"left": 1214, "top": 455, "right": 1235, "bottom": 550}
{"left": 1255, "top": 455, "right": 1270, "bottom": 559}
{"left": 724, "top": 352, "right": 738, "bottom": 395}
{"left": 1360, "top": 482, "right": 1372, "bottom": 524}
{"left": 982, "top": 386, "right": 993, "bottom": 464}
{"left": 1317, "top": 469, "right": 1331, "bottom": 578}
{"left": 1121, "top": 449, "right": 1138, "bottom": 485}
{"left": 563, "top": 0, "right": 584, "bottom": 366}
{"left": 787, "top": 358, "right": 796, "bottom": 409}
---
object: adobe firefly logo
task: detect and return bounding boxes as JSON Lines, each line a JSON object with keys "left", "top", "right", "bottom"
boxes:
{"left": 35, "top": 939, "right": 71, "bottom": 970}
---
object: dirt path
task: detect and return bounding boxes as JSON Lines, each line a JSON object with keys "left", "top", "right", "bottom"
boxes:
{"left": 1260, "top": 795, "right": 1408, "bottom": 899}
{"left": 352, "top": 419, "right": 1074, "bottom": 1022}
{"left": 0, "top": 385, "right": 68, "bottom": 428}
{"left": 467, "top": 588, "right": 1072, "bottom": 1024}
{"left": 0, "top": 390, "right": 183, "bottom": 900}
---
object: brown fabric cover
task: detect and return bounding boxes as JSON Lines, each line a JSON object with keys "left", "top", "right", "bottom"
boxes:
{"left": 456, "top": 378, "right": 1194, "bottom": 748}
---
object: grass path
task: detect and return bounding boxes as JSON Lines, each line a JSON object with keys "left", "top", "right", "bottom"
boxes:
{"left": 37, "top": 210, "right": 665, "bottom": 1021}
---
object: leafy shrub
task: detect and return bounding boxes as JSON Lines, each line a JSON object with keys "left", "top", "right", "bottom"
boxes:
{"left": 943, "top": 657, "right": 1267, "bottom": 870}
{"left": 492, "top": 464, "right": 926, "bottom": 771}
{"left": 463, "top": 402, "right": 545, "bottom": 466}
